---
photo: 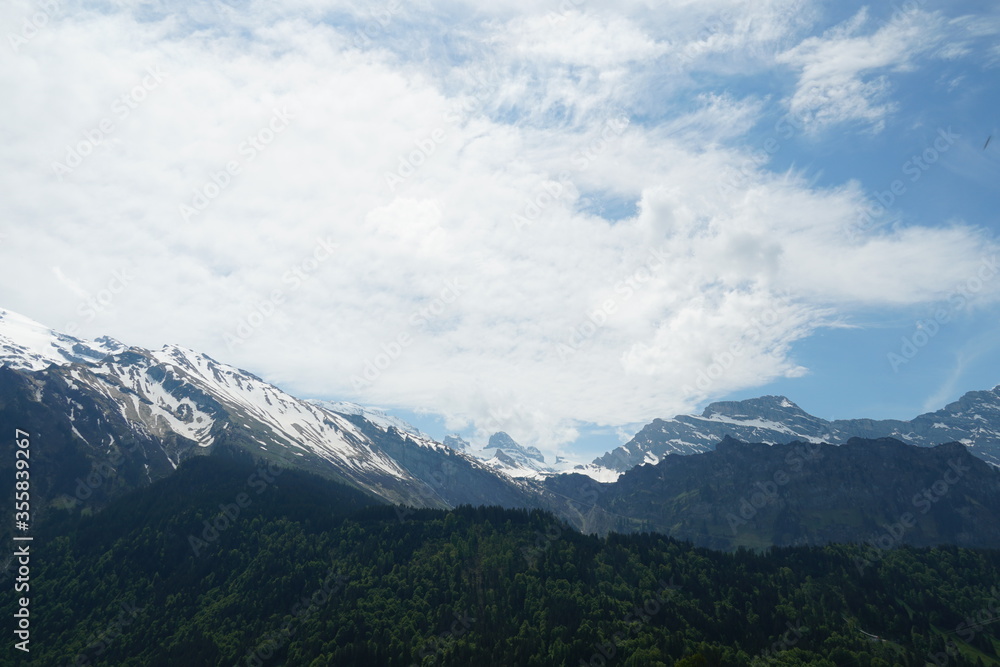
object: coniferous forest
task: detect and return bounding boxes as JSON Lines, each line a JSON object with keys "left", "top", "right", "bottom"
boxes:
{"left": 7, "top": 453, "right": 1000, "bottom": 666}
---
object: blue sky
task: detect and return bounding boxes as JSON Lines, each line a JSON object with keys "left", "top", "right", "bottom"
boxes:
{"left": 2, "top": 0, "right": 1000, "bottom": 462}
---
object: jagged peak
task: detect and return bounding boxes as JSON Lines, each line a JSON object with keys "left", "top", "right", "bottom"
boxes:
{"left": 443, "top": 434, "right": 469, "bottom": 451}
{"left": 489, "top": 431, "right": 545, "bottom": 463}
{"left": 0, "top": 307, "right": 123, "bottom": 371}
{"left": 488, "top": 431, "right": 520, "bottom": 449}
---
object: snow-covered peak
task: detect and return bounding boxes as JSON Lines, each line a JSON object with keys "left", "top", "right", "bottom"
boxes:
{"left": 307, "top": 400, "right": 425, "bottom": 437}
{"left": 484, "top": 449, "right": 549, "bottom": 480}
{"left": 701, "top": 395, "right": 806, "bottom": 419}
{"left": 0, "top": 308, "right": 124, "bottom": 371}
{"left": 488, "top": 431, "right": 545, "bottom": 463}
{"left": 443, "top": 434, "right": 470, "bottom": 451}
{"left": 557, "top": 461, "right": 622, "bottom": 483}
{"left": 86, "top": 343, "right": 414, "bottom": 480}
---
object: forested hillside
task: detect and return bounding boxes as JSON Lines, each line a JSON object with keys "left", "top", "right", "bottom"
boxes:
{"left": 10, "top": 453, "right": 1000, "bottom": 666}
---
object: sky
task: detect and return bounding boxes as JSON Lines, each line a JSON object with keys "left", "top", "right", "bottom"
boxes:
{"left": 2, "top": 0, "right": 1000, "bottom": 462}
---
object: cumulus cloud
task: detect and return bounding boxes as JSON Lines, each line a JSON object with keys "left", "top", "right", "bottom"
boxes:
{"left": 776, "top": 7, "right": 945, "bottom": 132}
{"left": 1, "top": 0, "right": 997, "bottom": 459}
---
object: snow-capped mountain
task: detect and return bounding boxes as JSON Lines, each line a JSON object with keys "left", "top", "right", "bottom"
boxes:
{"left": 89, "top": 345, "right": 420, "bottom": 481}
{"left": 594, "top": 392, "right": 1000, "bottom": 471}
{"left": 6, "top": 306, "right": 1000, "bottom": 546}
{"left": 479, "top": 430, "right": 621, "bottom": 482}
{"left": 552, "top": 436, "right": 1000, "bottom": 545}
{"left": 442, "top": 434, "right": 470, "bottom": 452}
{"left": 0, "top": 309, "right": 540, "bottom": 517}
{"left": 484, "top": 431, "right": 547, "bottom": 476}
{"left": 0, "top": 308, "right": 125, "bottom": 370}
{"left": 307, "top": 400, "right": 425, "bottom": 438}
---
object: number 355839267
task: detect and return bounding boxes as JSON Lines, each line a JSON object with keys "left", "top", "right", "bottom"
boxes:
{"left": 14, "top": 429, "right": 29, "bottom": 524}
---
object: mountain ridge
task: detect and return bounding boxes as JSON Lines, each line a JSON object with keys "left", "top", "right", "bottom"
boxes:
{"left": 4, "top": 306, "right": 1000, "bottom": 553}
{"left": 552, "top": 435, "right": 1000, "bottom": 548}
{"left": 0, "top": 309, "right": 543, "bottom": 531}
{"left": 595, "top": 389, "right": 1000, "bottom": 470}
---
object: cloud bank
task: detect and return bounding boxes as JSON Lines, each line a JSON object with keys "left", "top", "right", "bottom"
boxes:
{"left": 2, "top": 0, "right": 998, "bottom": 455}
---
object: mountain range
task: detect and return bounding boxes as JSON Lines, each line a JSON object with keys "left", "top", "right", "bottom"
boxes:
{"left": 2, "top": 307, "right": 999, "bottom": 550}
{"left": 595, "top": 392, "right": 1000, "bottom": 469}
{"left": 549, "top": 436, "right": 1000, "bottom": 550}
{"left": 0, "top": 309, "right": 541, "bottom": 524}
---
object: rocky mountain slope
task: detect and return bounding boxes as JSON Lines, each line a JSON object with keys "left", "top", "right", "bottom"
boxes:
{"left": 5, "top": 306, "right": 1000, "bottom": 553}
{"left": 595, "top": 393, "right": 1000, "bottom": 471}
{"left": 554, "top": 436, "right": 1000, "bottom": 550}
{"left": 0, "top": 310, "right": 540, "bottom": 530}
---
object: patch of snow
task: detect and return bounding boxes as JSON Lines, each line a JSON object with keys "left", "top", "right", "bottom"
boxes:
{"left": 700, "top": 413, "right": 802, "bottom": 436}
{"left": 570, "top": 464, "right": 622, "bottom": 483}
{"left": 0, "top": 308, "right": 122, "bottom": 371}
{"left": 309, "top": 400, "right": 425, "bottom": 437}
{"left": 483, "top": 455, "right": 548, "bottom": 480}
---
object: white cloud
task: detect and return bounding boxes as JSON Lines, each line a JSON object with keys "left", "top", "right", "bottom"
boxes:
{"left": 776, "top": 7, "right": 945, "bottom": 131}
{"left": 1, "top": 0, "right": 998, "bottom": 458}
{"left": 662, "top": 0, "right": 815, "bottom": 67}
{"left": 499, "top": 12, "right": 667, "bottom": 69}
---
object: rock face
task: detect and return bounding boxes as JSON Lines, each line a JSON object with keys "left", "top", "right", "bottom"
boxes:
{"left": 442, "top": 435, "right": 469, "bottom": 451}
{"left": 335, "top": 419, "right": 542, "bottom": 511}
{"left": 489, "top": 431, "right": 545, "bottom": 464}
{"left": 594, "top": 392, "right": 1000, "bottom": 471}
{"left": 552, "top": 436, "right": 1000, "bottom": 550}
{"left": 0, "top": 311, "right": 543, "bottom": 534}
{"left": 5, "top": 306, "right": 1000, "bottom": 554}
